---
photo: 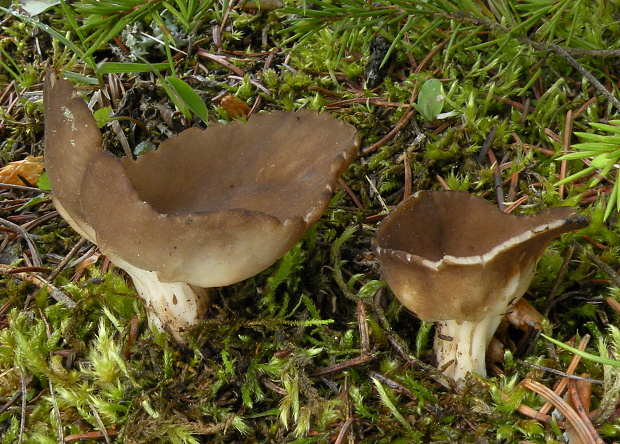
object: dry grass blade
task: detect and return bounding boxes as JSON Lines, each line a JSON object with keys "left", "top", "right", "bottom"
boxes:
{"left": 523, "top": 378, "right": 595, "bottom": 444}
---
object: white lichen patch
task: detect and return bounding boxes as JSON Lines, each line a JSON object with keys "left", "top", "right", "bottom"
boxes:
{"left": 62, "top": 106, "right": 77, "bottom": 132}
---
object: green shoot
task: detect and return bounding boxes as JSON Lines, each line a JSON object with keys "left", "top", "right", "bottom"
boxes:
{"left": 556, "top": 120, "right": 620, "bottom": 220}
{"left": 165, "top": 76, "right": 209, "bottom": 124}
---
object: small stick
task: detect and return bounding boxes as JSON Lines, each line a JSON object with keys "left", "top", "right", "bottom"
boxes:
{"left": 503, "top": 195, "right": 528, "bottom": 213}
{"left": 47, "top": 237, "right": 88, "bottom": 282}
{"left": 549, "top": 43, "right": 620, "bottom": 112}
{"left": 22, "top": 211, "right": 59, "bottom": 233}
{"left": 338, "top": 178, "right": 363, "bottom": 210}
{"left": 260, "top": 375, "right": 288, "bottom": 395}
{"left": 581, "top": 235, "right": 611, "bottom": 251}
{"left": 64, "top": 429, "right": 119, "bottom": 443}
{"left": 310, "top": 353, "right": 375, "bottom": 377}
{"left": 326, "top": 97, "right": 409, "bottom": 109}
{"left": 498, "top": 389, "right": 553, "bottom": 422}
{"left": 110, "top": 120, "right": 132, "bottom": 158}
{"left": 573, "top": 97, "right": 597, "bottom": 119}
{"left": 517, "top": 404, "right": 553, "bottom": 423}
{"left": 544, "top": 128, "right": 562, "bottom": 144}
{"left": 415, "top": 38, "right": 449, "bottom": 74}
{"left": 217, "top": 0, "right": 236, "bottom": 40}
{"left": 368, "top": 370, "right": 416, "bottom": 399}
{"left": 477, "top": 126, "right": 497, "bottom": 164}
{"left": 197, "top": 49, "right": 245, "bottom": 77}
{"left": 18, "top": 368, "right": 28, "bottom": 444}
{"left": 333, "top": 417, "right": 354, "bottom": 444}
{"left": 0, "top": 374, "right": 32, "bottom": 416}
{"left": 87, "top": 399, "right": 112, "bottom": 444}
{"left": 0, "top": 183, "right": 50, "bottom": 193}
{"left": 520, "top": 97, "right": 531, "bottom": 125}
{"left": 516, "top": 360, "right": 602, "bottom": 385}
{"left": 366, "top": 176, "right": 388, "bottom": 212}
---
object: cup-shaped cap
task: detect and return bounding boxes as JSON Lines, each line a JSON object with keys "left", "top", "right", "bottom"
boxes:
{"left": 44, "top": 74, "right": 360, "bottom": 287}
{"left": 373, "top": 191, "right": 589, "bottom": 323}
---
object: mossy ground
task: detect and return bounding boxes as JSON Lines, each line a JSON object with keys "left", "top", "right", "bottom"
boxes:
{"left": 1, "top": 1, "right": 620, "bottom": 442}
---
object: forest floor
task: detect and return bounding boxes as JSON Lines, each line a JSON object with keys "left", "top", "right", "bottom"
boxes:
{"left": 1, "top": 1, "right": 620, "bottom": 442}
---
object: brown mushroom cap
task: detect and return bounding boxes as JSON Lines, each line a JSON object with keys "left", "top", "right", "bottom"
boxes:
{"left": 44, "top": 75, "right": 360, "bottom": 288}
{"left": 43, "top": 75, "right": 100, "bottom": 241}
{"left": 373, "top": 191, "right": 589, "bottom": 323}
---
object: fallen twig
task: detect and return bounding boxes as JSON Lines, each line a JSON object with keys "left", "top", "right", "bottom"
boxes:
{"left": 47, "top": 237, "right": 89, "bottom": 282}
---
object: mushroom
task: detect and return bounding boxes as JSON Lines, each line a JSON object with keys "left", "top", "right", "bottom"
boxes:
{"left": 44, "top": 74, "right": 360, "bottom": 340}
{"left": 372, "top": 190, "right": 589, "bottom": 382}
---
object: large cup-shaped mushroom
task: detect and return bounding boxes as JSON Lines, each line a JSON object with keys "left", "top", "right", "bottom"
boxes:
{"left": 373, "top": 191, "right": 589, "bottom": 382}
{"left": 44, "top": 74, "right": 360, "bottom": 340}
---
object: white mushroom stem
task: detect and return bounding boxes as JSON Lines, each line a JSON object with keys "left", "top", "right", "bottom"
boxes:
{"left": 109, "top": 256, "right": 210, "bottom": 342}
{"left": 434, "top": 314, "right": 503, "bottom": 382}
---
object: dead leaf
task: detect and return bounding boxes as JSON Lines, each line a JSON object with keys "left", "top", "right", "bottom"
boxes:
{"left": 505, "top": 298, "right": 544, "bottom": 331}
{"left": 0, "top": 156, "right": 45, "bottom": 186}
{"left": 221, "top": 96, "right": 250, "bottom": 119}
{"left": 74, "top": 252, "right": 101, "bottom": 275}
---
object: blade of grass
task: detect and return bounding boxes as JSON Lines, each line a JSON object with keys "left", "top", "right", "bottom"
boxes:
{"left": 542, "top": 334, "right": 620, "bottom": 367}
{"left": 165, "top": 76, "right": 209, "bottom": 124}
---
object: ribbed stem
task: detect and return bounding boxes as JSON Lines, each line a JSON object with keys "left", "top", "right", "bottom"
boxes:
{"left": 434, "top": 315, "right": 503, "bottom": 382}
{"left": 109, "top": 256, "right": 210, "bottom": 342}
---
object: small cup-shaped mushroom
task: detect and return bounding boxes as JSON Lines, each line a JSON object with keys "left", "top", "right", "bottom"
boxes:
{"left": 44, "top": 74, "right": 360, "bottom": 340}
{"left": 373, "top": 191, "right": 589, "bottom": 382}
